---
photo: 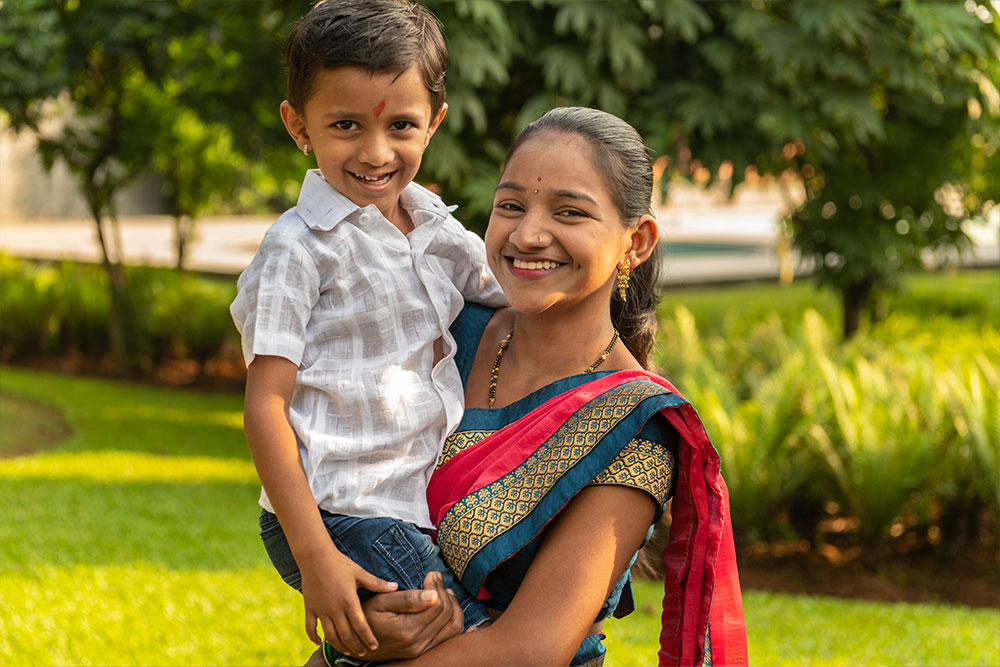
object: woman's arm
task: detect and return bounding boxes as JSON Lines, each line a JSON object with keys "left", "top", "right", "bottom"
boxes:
{"left": 390, "top": 484, "right": 657, "bottom": 667}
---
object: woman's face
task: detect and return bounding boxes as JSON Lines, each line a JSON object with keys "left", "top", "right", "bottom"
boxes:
{"left": 486, "top": 130, "right": 631, "bottom": 317}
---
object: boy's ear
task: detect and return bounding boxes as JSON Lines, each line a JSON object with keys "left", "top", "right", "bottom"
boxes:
{"left": 424, "top": 102, "right": 448, "bottom": 146}
{"left": 279, "top": 100, "right": 310, "bottom": 151}
{"left": 628, "top": 215, "right": 659, "bottom": 267}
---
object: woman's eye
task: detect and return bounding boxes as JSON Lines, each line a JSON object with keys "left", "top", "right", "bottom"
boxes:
{"left": 558, "top": 208, "right": 588, "bottom": 218}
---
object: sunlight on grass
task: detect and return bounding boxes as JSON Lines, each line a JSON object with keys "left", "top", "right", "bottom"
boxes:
{"left": 100, "top": 404, "right": 244, "bottom": 429}
{"left": 0, "top": 451, "right": 256, "bottom": 483}
{"left": 604, "top": 579, "right": 1000, "bottom": 667}
{"left": 0, "top": 564, "right": 307, "bottom": 666}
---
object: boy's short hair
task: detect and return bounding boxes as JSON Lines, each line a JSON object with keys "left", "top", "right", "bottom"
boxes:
{"left": 284, "top": 0, "right": 448, "bottom": 116}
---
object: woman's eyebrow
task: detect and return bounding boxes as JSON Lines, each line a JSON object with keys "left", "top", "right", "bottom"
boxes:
{"left": 553, "top": 189, "right": 598, "bottom": 205}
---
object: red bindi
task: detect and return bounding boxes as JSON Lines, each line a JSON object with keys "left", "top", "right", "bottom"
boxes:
{"left": 373, "top": 100, "right": 386, "bottom": 118}
{"left": 537, "top": 177, "right": 542, "bottom": 182}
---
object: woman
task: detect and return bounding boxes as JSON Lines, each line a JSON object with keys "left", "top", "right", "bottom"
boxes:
{"left": 329, "top": 107, "right": 747, "bottom": 666}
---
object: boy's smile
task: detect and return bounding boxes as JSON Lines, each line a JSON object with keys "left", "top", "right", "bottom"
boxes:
{"left": 280, "top": 66, "right": 447, "bottom": 233}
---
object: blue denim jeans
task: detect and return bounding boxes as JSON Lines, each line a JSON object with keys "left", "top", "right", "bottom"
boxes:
{"left": 259, "top": 509, "right": 490, "bottom": 632}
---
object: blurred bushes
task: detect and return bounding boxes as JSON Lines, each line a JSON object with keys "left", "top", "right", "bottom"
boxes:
{"left": 654, "top": 272, "right": 999, "bottom": 558}
{"left": 0, "top": 254, "right": 239, "bottom": 379}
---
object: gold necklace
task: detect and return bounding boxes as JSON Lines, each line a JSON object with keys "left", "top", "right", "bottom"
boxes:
{"left": 488, "top": 329, "right": 619, "bottom": 408}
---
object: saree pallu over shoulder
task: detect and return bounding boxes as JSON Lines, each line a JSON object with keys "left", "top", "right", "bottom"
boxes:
{"left": 426, "top": 370, "right": 748, "bottom": 667}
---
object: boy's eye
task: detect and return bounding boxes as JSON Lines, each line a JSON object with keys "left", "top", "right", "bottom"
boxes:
{"left": 495, "top": 201, "right": 524, "bottom": 213}
{"left": 390, "top": 120, "right": 415, "bottom": 131}
{"left": 331, "top": 120, "right": 357, "bottom": 131}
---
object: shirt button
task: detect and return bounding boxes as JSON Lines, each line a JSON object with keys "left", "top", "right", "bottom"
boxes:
{"left": 359, "top": 213, "right": 371, "bottom": 224}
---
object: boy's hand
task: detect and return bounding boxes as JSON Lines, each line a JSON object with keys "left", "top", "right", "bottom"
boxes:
{"left": 299, "top": 548, "right": 398, "bottom": 656}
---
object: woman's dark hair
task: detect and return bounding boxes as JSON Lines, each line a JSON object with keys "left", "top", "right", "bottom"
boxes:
{"left": 284, "top": 0, "right": 448, "bottom": 116}
{"left": 503, "top": 106, "right": 663, "bottom": 368}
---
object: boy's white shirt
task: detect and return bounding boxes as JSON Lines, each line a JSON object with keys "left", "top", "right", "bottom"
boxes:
{"left": 231, "top": 170, "right": 505, "bottom": 528}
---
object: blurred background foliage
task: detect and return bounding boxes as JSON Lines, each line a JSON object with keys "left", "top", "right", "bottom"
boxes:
{"left": 654, "top": 271, "right": 999, "bottom": 559}
{"left": 0, "top": 0, "right": 997, "bottom": 364}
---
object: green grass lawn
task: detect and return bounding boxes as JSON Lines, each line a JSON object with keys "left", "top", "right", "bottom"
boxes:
{"left": 2, "top": 365, "right": 998, "bottom": 666}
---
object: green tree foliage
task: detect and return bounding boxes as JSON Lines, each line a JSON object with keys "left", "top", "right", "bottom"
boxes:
{"left": 423, "top": 0, "right": 999, "bottom": 337}
{"left": 0, "top": 0, "right": 196, "bottom": 372}
{"left": 2, "top": 0, "right": 996, "bottom": 345}
{"left": 0, "top": 0, "right": 302, "bottom": 368}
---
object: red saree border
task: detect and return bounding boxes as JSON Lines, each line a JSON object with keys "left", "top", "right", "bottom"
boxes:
{"left": 426, "top": 370, "right": 748, "bottom": 667}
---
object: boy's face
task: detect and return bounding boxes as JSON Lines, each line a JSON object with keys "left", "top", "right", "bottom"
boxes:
{"left": 280, "top": 66, "right": 446, "bottom": 228}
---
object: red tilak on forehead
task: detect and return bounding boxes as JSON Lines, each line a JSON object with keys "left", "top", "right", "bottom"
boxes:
{"left": 373, "top": 100, "right": 386, "bottom": 118}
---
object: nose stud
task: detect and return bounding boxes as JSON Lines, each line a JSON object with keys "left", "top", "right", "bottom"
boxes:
{"left": 534, "top": 189, "right": 539, "bottom": 194}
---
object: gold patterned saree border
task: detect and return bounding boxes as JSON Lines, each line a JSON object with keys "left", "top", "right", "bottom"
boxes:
{"left": 436, "top": 378, "right": 665, "bottom": 579}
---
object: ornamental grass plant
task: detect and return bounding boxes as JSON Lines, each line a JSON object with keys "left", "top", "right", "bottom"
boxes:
{"left": 654, "top": 270, "right": 1000, "bottom": 554}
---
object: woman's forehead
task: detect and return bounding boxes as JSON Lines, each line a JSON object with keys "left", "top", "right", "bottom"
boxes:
{"left": 504, "top": 131, "right": 600, "bottom": 180}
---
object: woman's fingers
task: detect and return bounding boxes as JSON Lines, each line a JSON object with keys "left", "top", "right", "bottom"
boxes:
{"left": 347, "top": 602, "right": 381, "bottom": 651}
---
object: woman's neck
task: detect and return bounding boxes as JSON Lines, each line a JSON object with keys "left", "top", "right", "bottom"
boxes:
{"left": 511, "top": 311, "right": 617, "bottom": 373}
{"left": 489, "top": 307, "right": 631, "bottom": 403}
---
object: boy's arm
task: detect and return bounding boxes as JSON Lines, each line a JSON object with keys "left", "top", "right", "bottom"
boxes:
{"left": 243, "top": 355, "right": 398, "bottom": 657}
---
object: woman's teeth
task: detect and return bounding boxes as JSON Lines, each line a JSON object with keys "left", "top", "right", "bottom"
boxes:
{"left": 512, "top": 258, "right": 560, "bottom": 270}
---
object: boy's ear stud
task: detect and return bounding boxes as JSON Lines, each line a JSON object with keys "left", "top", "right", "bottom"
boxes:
{"left": 302, "top": 144, "right": 311, "bottom": 157}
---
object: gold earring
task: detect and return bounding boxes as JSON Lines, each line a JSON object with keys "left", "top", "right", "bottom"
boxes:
{"left": 302, "top": 144, "right": 311, "bottom": 156}
{"left": 617, "top": 257, "right": 631, "bottom": 301}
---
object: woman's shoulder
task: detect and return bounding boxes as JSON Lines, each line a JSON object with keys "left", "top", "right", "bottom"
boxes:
{"left": 451, "top": 304, "right": 512, "bottom": 385}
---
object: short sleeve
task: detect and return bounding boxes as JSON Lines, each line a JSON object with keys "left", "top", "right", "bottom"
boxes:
{"left": 589, "top": 415, "right": 679, "bottom": 509}
{"left": 230, "top": 233, "right": 321, "bottom": 367}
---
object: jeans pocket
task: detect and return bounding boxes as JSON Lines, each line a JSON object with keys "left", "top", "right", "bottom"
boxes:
{"left": 372, "top": 523, "right": 425, "bottom": 591}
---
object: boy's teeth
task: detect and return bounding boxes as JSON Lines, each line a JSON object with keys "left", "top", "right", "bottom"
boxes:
{"left": 355, "top": 172, "right": 391, "bottom": 184}
{"left": 512, "top": 258, "right": 560, "bottom": 270}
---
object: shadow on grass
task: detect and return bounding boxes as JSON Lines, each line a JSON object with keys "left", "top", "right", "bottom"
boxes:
{"left": 0, "top": 366, "right": 249, "bottom": 460}
{"left": 0, "top": 476, "right": 268, "bottom": 573}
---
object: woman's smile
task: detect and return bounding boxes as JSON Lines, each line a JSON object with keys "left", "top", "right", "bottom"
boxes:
{"left": 508, "top": 256, "right": 565, "bottom": 274}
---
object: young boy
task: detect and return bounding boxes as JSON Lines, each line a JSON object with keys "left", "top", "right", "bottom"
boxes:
{"left": 230, "top": 0, "right": 502, "bottom": 662}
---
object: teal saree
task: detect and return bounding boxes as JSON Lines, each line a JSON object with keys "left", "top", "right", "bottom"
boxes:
{"left": 428, "top": 305, "right": 747, "bottom": 666}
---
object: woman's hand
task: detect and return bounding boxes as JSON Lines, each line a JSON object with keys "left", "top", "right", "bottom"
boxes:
{"left": 348, "top": 571, "right": 467, "bottom": 662}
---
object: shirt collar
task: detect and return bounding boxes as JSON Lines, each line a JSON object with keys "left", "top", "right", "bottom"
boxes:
{"left": 296, "top": 169, "right": 456, "bottom": 231}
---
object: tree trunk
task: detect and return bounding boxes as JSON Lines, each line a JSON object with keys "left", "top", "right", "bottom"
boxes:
{"left": 841, "top": 278, "right": 873, "bottom": 339}
{"left": 871, "top": 289, "right": 888, "bottom": 325}
{"left": 88, "top": 194, "right": 130, "bottom": 375}
{"left": 173, "top": 214, "right": 192, "bottom": 270}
